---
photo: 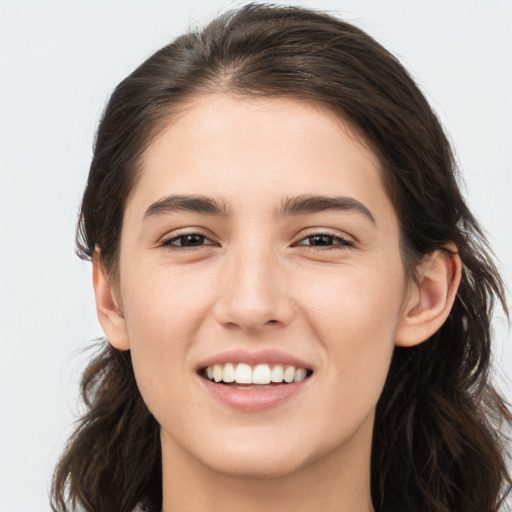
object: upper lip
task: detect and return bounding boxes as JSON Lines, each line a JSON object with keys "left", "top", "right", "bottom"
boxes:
{"left": 197, "top": 349, "right": 314, "bottom": 372}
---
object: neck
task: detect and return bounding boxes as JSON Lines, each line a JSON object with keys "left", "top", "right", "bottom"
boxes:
{"left": 160, "top": 420, "right": 375, "bottom": 512}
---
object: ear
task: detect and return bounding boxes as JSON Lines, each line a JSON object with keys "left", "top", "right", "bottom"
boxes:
{"left": 396, "top": 245, "right": 461, "bottom": 347}
{"left": 92, "top": 248, "right": 130, "bottom": 351}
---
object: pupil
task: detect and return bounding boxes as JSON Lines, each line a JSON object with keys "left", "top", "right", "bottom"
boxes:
{"left": 311, "top": 235, "right": 332, "bottom": 246}
{"left": 182, "top": 234, "right": 203, "bottom": 246}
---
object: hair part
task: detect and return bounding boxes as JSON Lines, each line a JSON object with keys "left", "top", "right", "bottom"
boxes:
{"left": 53, "top": 4, "right": 510, "bottom": 511}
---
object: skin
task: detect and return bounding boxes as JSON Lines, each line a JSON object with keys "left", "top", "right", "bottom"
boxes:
{"left": 94, "top": 94, "right": 461, "bottom": 512}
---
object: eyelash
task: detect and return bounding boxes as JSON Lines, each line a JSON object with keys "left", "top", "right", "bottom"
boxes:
{"left": 160, "top": 232, "right": 215, "bottom": 249}
{"left": 295, "top": 233, "right": 355, "bottom": 250}
{"left": 159, "top": 231, "right": 355, "bottom": 251}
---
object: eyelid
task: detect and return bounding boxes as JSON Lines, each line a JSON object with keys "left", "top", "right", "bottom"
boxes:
{"left": 158, "top": 228, "right": 218, "bottom": 249}
{"left": 156, "top": 227, "right": 356, "bottom": 250}
{"left": 292, "top": 228, "right": 357, "bottom": 249}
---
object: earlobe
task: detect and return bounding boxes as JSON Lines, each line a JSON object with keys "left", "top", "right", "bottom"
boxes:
{"left": 396, "top": 246, "right": 462, "bottom": 347}
{"left": 92, "top": 249, "right": 130, "bottom": 351}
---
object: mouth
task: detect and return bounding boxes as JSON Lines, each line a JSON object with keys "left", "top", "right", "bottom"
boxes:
{"left": 200, "top": 362, "right": 314, "bottom": 389}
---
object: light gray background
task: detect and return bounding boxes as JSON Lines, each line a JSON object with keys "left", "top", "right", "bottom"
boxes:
{"left": 1, "top": 1, "right": 511, "bottom": 510}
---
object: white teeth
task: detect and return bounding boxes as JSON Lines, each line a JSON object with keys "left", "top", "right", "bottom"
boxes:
{"left": 223, "top": 362, "right": 235, "bottom": 383}
{"left": 271, "top": 364, "right": 284, "bottom": 382}
{"left": 204, "top": 362, "right": 311, "bottom": 385}
{"left": 283, "top": 366, "right": 295, "bottom": 383}
{"left": 213, "top": 364, "right": 223, "bottom": 383}
{"left": 234, "top": 363, "right": 252, "bottom": 384}
{"left": 253, "top": 364, "right": 271, "bottom": 384}
{"left": 294, "top": 368, "right": 307, "bottom": 382}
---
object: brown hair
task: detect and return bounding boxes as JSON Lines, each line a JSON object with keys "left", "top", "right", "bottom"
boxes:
{"left": 51, "top": 4, "right": 510, "bottom": 511}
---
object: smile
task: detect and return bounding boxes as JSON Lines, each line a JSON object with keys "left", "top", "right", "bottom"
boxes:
{"left": 203, "top": 363, "right": 313, "bottom": 386}
{"left": 197, "top": 350, "right": 315, "bottom": 411}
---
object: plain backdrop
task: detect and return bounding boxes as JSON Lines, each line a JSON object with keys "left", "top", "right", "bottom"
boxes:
{"left": 1, "top": 1, "right": 511, "bottom": 510}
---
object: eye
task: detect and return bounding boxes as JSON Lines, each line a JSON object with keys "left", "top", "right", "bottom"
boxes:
{"left": 160, "top": 233, "right": 214, "bottom": 249}
{"left": 297, "top": 233, "right": 355, "bottom": 249}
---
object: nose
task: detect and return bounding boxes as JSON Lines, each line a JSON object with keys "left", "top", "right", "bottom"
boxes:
{"left": 214, "top": 243, "right": 294, "bottom": 332}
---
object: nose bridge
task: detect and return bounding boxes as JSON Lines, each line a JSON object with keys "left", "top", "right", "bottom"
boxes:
{"left": 215, "top": 235, "right": 292, "bottom": 330}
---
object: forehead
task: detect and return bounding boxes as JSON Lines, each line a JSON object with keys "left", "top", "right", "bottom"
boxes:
{"left": 127, "top": 93, "right": 393, "bottom": 222}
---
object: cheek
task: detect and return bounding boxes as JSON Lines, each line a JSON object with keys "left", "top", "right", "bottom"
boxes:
{"left": 119, "top": 263, "right": 213, "bottom": 408}
{"left": 121, "top": 260, "right": 211, "bottom": 340}
{"left": 299, "top": 261, "right": 405, "bottom": 395}
{"left": 301, "top": 260, "right": 406, "bottom": 338}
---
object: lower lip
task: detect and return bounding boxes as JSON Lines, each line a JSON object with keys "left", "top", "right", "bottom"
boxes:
{"left": 199, "top": 376, "right": 311, "bottom": 412}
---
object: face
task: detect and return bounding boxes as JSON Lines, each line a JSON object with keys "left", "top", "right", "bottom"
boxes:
{"left": 114, "top": 94, "right": 412, "bottom": 479}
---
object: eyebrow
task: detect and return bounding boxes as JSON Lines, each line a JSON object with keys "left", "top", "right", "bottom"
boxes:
{"left": 143, "top": 193, "right": 375, "bottom": 224}
{"left": 276, "top": 195, "right": 376, "bottom": 224}
{"left": 144, "top": 195, "right": 232, "bottom": 220}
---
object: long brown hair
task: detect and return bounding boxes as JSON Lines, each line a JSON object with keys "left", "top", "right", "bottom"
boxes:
{"left": 51, "top": 4, "right": 511, "bottom": 511}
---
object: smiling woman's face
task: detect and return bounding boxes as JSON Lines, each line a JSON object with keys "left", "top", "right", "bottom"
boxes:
{"left": 106, "top": 94, "right": 413, "bottom": 480}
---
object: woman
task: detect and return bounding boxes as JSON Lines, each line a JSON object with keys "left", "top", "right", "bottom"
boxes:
{"left": 51, "top": 4, "right": 510, "bottom": 511}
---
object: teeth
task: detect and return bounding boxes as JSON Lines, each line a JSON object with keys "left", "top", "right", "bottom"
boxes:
{"left": 294, "top": 368, "right": 307, "bottom": 382}
{"left": 253, "top": 364, "right": 271, "bottom": 384}
{"left": 235, "top": 363, "right": 252, "bottom": 384}
{"left": 283, "top": 366, "right": 295, "bottom": 383}
{"left": 223, "top": 362, "right": 235, "bottom": 383}
{"left": 204, "top": 363, "right": 310, "bottom": 385}
{"left": 271, "top": 365, "right": 284, "bottom": 382}
{"left": 213, "top": 364, "right": 223, "bottom": 383}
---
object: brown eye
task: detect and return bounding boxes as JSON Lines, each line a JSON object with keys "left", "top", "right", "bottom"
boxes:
{"left": 299, "top": 234, "right": 354, "bottom": 248}
{"left": 162, "top": 233, "right": 212, "bottom": 248}
{"left": 304, "top": 234, "right": 335, "bottom": 246}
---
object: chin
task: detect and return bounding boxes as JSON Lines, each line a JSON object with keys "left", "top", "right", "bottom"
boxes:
{"left": 186, "top": 425, "right": 332, "bottom": 481}
{"left": 202, "top": 448, "right": 309, "bottom": 480}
